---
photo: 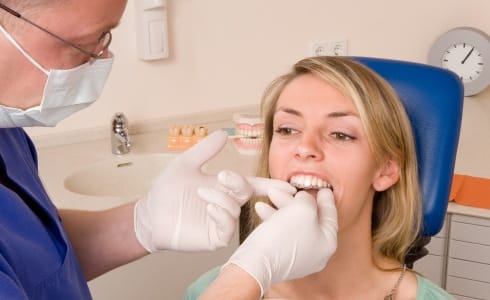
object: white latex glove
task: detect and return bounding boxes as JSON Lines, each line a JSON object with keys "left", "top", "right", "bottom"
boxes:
{"left": 226, "top": 188, "right": 338, "bottom": 296}
{"left": 134, "top": 130, "right": 296, "bottom": 253}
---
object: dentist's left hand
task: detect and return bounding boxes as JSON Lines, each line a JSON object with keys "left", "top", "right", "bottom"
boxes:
{"left": 133, "top": 130, "right": 296, "bottom": 253}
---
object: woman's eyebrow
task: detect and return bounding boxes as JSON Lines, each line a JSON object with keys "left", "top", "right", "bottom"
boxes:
{"left": 327, "top": 111, "right": 359, "bottom": 118}
{"left": 275, "top": 107, "right": 302, "bottom": 117}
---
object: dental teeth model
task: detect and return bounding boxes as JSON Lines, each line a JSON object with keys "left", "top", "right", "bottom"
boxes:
{"left": 167, "top": 125, "right": 208, "bottom": 151}
{"left": 289, "top": 175, "right": 332, "bottom": 190}
{"left": 231, "top": 113, "right": 264, "bottom": 155}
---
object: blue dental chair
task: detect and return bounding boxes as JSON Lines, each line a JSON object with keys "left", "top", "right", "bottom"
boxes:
{"left": 352, "top": 57, "right": 464, "bottom": 265}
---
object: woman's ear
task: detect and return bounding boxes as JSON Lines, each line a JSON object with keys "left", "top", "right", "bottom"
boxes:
{"left": 372, "top": 159, "right": 400, "bottom": 192}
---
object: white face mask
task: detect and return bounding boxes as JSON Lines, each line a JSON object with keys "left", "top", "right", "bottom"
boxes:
{"left": 0, "top": 24, "right": 113, "bottom": 128}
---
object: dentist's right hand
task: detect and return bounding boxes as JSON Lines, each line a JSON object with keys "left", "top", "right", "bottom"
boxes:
{"left": 133, "top": 130, "right": 296, "bottom": 253}
{"left": 225, "top": 188, "right": 338, "bottom": 296}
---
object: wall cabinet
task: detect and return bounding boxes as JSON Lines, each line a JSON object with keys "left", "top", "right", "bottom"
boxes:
{"left": 414, "top": 214, "right": 490, "bottom": 300}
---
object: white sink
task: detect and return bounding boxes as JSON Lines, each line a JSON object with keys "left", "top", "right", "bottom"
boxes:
{"left": 63, "top": 153, "right": 177, "bottom": 200}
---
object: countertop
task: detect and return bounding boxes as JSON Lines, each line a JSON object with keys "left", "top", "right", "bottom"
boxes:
{"left": 37, "top": 128, "right": 258, "bottom": 211}
{"left": 35, "top": 107, "right": 260, "bottom": 211}
{"left": 447, "top": 201, "right": 490, "bottom": 219}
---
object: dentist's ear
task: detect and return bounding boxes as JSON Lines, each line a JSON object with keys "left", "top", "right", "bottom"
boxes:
{"left": 372, "top": 159, "right": 400, "bottom": 192}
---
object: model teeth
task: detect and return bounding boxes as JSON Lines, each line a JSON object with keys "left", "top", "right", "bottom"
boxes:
{"left": 181, "top": 125, "right": 194, "bottom": 137}
{"left": 289, "top": 175, "right": 332, "bottom": 190}
{"left": 168, "top": 125, "right": 181, "bottom": 137}
{"left": 194, "top": 126, "right": 208, "bottom": 137}
{"left": 236, "top": 128, "right": 262, "bottom": 139}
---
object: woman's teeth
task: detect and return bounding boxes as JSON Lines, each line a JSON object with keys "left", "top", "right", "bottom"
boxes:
{"left": 289, "top": 175, "right": 332, "bottom": 190}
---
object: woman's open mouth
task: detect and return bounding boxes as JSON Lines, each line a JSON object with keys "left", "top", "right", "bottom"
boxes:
{"left": 289, "top": 174, "right": 332, "bottom": 191}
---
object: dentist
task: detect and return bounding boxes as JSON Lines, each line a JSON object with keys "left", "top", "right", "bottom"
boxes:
{"left": 0, "top": 1, "right": 338, "bottom": 299}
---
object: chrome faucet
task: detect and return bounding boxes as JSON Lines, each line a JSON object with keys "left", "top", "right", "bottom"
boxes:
{"left": 111, "top": 112, "right": 131, "bottom": 155}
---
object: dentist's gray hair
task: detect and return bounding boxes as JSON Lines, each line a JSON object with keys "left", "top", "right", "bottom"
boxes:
{"left": 0, "top": 0, "right": 64, "bottom": 25}
{"left": 1, "top": 0, "right": 61, "bottom": 8}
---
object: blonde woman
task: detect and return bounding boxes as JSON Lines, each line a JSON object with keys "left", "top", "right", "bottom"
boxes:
{"left": 186, "top": 57, "right": 455, "bottom": 299}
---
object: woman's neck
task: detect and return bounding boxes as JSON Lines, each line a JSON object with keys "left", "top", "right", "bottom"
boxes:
{"left": 266, "top": 223, "right": 406, "bottom": 299}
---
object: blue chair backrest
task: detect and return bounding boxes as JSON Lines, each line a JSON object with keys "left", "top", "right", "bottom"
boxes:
{"left": 352, "top": 57, "right": 464, "bottom": 236}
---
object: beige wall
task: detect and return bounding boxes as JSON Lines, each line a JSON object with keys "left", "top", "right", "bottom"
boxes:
{"left": 26, "top": 0, "right": 490, "bottom": 177}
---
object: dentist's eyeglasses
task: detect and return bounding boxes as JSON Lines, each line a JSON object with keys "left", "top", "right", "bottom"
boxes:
{"left": 0, "top": 3, "right": 111, "bottom": 59}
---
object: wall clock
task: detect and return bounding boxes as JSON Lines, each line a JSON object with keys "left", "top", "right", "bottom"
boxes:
{"left": 428, "top": 27, "right": 490, "bottom": 96}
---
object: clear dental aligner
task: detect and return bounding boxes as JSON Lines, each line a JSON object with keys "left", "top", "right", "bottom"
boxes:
{"left": 167, "top": 125, "right": 208, "bottom": 151}
{"left": 289, "top": 174, "right": 333, "bottom": 190}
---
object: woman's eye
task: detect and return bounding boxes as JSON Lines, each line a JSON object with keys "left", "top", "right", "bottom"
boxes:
{"left": 331, "top": 132, "right": 355, "bottom": 141}
{"left": 274, "top": 127, "right": 298, "bottom": 136}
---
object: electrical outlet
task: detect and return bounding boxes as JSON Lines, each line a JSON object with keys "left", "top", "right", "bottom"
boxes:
{"left": 309, "top": 40, "right": 348, "bottom": 56}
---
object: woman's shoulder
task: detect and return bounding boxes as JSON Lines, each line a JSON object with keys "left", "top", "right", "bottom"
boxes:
{"left": 415, "top": 274, "right": 456, "bottom": 300}
{"left": 183, "top": 266, "right": 221, "bottom": 300}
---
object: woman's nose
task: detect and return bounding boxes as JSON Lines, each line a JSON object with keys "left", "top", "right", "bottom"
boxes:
{"left": 295, "top": 133, "right": 323, "bottom": 160}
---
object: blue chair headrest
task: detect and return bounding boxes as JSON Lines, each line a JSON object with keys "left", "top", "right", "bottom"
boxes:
{"left": 351, "top": 57, "right": 464, "bottom": 236}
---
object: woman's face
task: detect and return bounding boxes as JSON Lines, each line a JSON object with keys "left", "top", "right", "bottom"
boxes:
{"left": 268, "top": 73, "right": 391, "bottom": 230}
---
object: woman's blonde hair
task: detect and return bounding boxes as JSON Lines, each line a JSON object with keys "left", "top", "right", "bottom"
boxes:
{"left": 239, "top": 56, "right": 422, "bottom": 265}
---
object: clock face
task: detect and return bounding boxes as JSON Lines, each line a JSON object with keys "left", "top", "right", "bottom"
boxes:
{"left": 442, "top": 43, "right": 484, "bottom": 83}
{"left": 428, "top": 27, "right": 490, "bottom": 96}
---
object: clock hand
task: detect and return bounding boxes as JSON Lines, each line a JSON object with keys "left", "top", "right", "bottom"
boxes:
{"left": 461, "top": 46, "right": 475, "bottom": 64}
